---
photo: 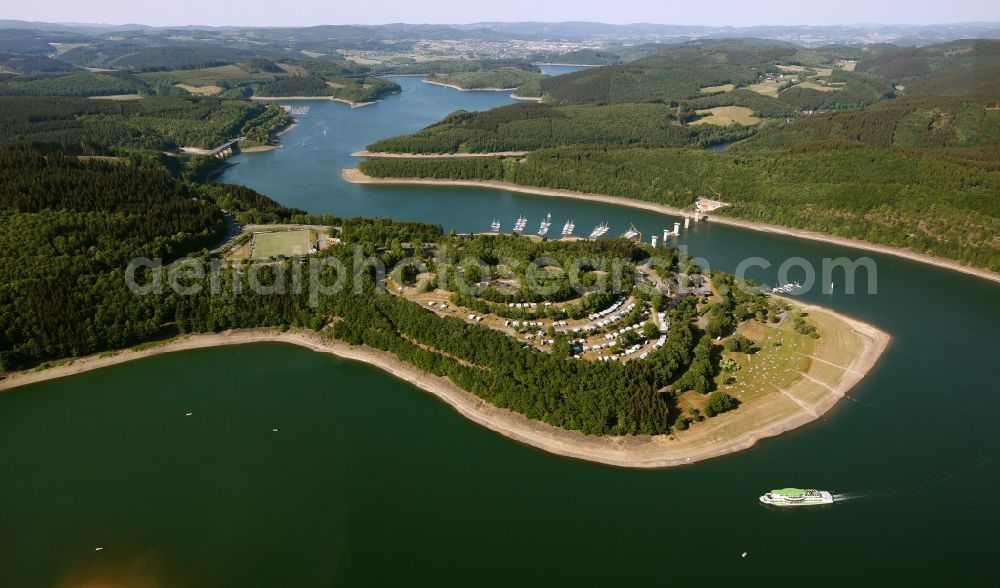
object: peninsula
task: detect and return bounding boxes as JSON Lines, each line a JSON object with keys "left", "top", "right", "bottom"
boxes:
{"left": 0, "top": 305, "right": 888, "bottom": 468}
{"left": 0, "top": 176, "right": 890, "bottom": 466}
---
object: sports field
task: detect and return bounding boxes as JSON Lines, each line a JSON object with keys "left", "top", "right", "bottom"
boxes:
{"left": 251, "top": 230, "right": 312, "bottom": 259}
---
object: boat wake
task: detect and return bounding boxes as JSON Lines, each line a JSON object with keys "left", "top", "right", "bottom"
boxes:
{"left": 831, "top": 492, "right": 866, "bottom": 503}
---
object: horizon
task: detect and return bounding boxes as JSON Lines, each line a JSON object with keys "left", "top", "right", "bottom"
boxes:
{"left": 4, "top": 0, "right": 1000, "bottom": 29}
{"left": 8, "top": 18, "right": 1000, "bottom": 29}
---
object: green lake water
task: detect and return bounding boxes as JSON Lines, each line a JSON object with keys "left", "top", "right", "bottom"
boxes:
{"left": 1, "top": 72, "right": 998, "bottom": 586}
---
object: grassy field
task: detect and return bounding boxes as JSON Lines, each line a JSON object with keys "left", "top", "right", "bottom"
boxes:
{"left": 672, "top": 302, "right": 874, "bottom": 443}
{"left": 251, "top": 230, "right": 312, "bottom": 259}
{"left": 87, "top": 94, "right": 144, "bottom": 101}
{"left": 713, "top": 319, "right": 815, "bottom": 404}
{"left": 175, "top": 83, "right": 222, "bottom": 95}
{"left": 174, "top": 84, "right": 222, "bottom": 96}
{"left": 138, "top": 64, "right": 275, "bottom": 89}
{"left": 699, "top": 83, "right": 735, "bottom": 93}
{"left": 743, "top": 80, "right": 783, "bottom": 97}
{"left": 778, "top": 64, "right": 834, "bottom": 76}
{"left": 796, "top": 81, "right": 843, "bottom": 92}
{"left": 691, "top": 106, "right": 762, "bottom": 126}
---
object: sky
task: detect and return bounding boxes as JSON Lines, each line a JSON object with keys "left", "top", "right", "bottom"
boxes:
{"left": 4, "top": 0, "right": 999, "bottom": 28}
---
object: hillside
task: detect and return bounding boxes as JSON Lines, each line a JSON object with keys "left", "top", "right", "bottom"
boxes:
{"left": 426, "top": 69, "right": 542, "bottom": 90}
{"left": 517, "top": 62, "right": 762, "bottom": 103}
{"left": 0, "top": 58, "right": 401, "bottom": 102}
{"left": 740, "top": 95, "right": 1000, "bottom": 151}
{"left": 856, "top": 39, "right": 1000, "bottom": 82}
{"left": 366, "top": 102, "right": 759, "bottom": 153}
{"left": 631, "top": 40, "right": 798, "bottom": 67}
{"left": 0, "top": 149, "right": 330, "bottom": 371}
{"left": 0, "top": 95, "right": 291, "bottom": 151}
{"left": 0, "top": 70, "right": 150, "bottom": 96}
{"left": 0, "top": 151, "right": 225, "bottom": 368}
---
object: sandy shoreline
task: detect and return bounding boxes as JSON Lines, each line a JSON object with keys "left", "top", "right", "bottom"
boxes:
{"left": 276, "top": 120, "right": 300, "bottom": 137}
{"left": 251, "top": 96, "right": 378, "bottom": 108}
{"left": 423, "top": 79, "right": 518, "bottom": 92}
{"left": 333, "top": 98, "right": 378, "bottom": 108}
{"left": 533, "top": 62, "right": 602, "bottom": 67}
{"left": 341, "top": 169, "right": 1000, "bottom": 284}
{"left": 352, "top": 150, "right": 528, "bottom": 158}
{"left": 0, "top": 304, "right": 889, "bottom": 468}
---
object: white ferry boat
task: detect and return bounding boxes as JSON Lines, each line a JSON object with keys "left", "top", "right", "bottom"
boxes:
{"left": 759, "top": 488, "right": 833, "bottom": 507}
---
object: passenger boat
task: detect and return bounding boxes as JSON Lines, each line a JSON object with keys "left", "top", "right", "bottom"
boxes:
{"left": 759, "top": 488, "right": 833, "bottom": 506}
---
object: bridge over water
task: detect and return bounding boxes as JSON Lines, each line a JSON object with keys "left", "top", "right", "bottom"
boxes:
{"left": 207, "top": 138, "right": 243, "bottom": 159}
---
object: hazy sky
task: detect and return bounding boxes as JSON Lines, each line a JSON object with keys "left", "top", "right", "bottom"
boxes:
{"left": 5, "top": 0, "right": 999, "bottom": 28}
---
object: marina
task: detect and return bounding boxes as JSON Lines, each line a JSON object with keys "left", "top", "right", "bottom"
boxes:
{"left": 771, "top": 282, "right": 802, "bottom": 294}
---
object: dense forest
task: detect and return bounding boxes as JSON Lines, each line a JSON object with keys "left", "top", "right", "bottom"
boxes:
{"left": 0, "top": 149, "right": 339, "bottom": 369}
{"left": 740, "top": 96, "right": 1000, "bottom": 151}
{"left": 0, "top": 95, "right": 291, "bottom": 151}
{"left": 367, "top": 102, "right": 761, "bottom": 153}
{"left": 0, "top": 151, "right": 224, "bottom": 365}
{"left": 0, "top": 70, "right": 151, "bottom": 96}
{"left": 856, "top": 39, "right": 1000, "bottom": 82}
{"left": 427, "top": 69, "right": 542, "bottom": 90}
{"left": 254, "top": 74, "right": 398, "bottom": 103}
{"left": 0, "top": 60, "right": 402, "bottom": 103}
{"left": 56, "top": 44, "right": 281, "bottom": 72}
{"left": 0, "top": 52, "right": 77, "bottom": 74}
{"left": 518, "top": 63, "right": 762, "bottom": 103}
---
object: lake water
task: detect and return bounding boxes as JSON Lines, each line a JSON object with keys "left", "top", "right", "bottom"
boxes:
{"left": 2, "top": 75, "right": 998, "bottom": 586}
{"left": 705, "top": 140, "right": 733, "bottom": 152}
